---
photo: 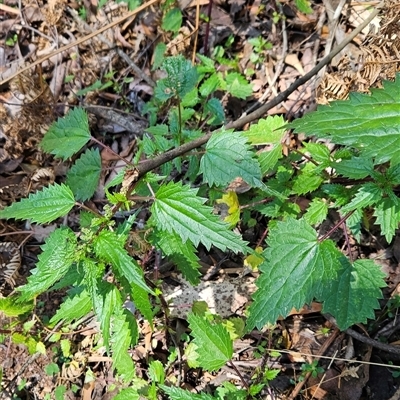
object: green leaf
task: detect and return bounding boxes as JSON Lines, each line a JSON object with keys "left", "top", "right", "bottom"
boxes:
{"left": 182, "top": 88, "right": 200, "bottom": 108}
{"left": 94, "top": 230, "right": 152, "bottom": 294}
{"left": 323, "top": 184, "right": 354, "bottom": 207}
{"left": 160, "top": 385, "right": 216, "bottom": 400}
{"left": 40, "top": 107, "right": 91, "bottom": 160}
{"left": 50, "top": 288, "right": 92, "bottom": 325}
{"left": 152, "top": 42, "right": 167, "bottom": 70}
{"left": 45, "top": 363, "right": 60, "bottom": 376}
{"left": 82, "top": 257, "right": 104, "bottom": 313}
{"left": 224, "top": 72, "right": 253, "bottom": 99}
{"left": 60, "top": 339, "right": 71, "bottom": 357}
{"left": 341, "top": 183, "right": 382, "bottom": 213}
{"left": 19, "top": 228, "right": 77, "bottom": 301}
{"left": 322, "top": 259, "right": 386, "bottom": 330}
{"left": 0, "top": 183, "right": 75, "bottom": 223}
{"left": 259, "top": 144, "right": 283, "bottom": 175}
{"left": 162, "top": 8, "right": 182, "bottom": 32}
{"left": 196, "top": 53, "right": 215, "bottom": 74}
{"left": 55, "top": 385, "right": 66, "bottom": 400}
{"left": 386, "top": 163, "right": 400, "bottom": 185}
{"left": 111, "top": 308, "right": 137, "bottom": 382}
{"left": 187, "top": 313, "right": 233, "bottom": 371}
{"left": 292, "top": 163, "right": 324, "bottom": 195}
{"left": 146, "top": 124, "right": 169, "bottom": 136}
{"left": 66, "top": 148, "right": 101, "bottom": 201}
{"left": 334, "top": 157, "right": 374, "bottom": 179}
{"left": 130, "top": 282, "right": 154, "bottom": 326}
{"left": 114, "top": 389, "right": 140, "bottom": 400}
{"left": 200, "top": 131, "right": 262, "bottom": 188}
{"left": 0, "top": 296, "right": 33, "bottom": 317}
{"left": 97, "top": 282, "right": 120, "bottom": 352}
{"left": 243, "top": 116, "right": 286, "bottom": 145}
{"left": 149, "top": 182, "right": 248, "bottom": 253}
{"left": 148, "top": 360, "right": 165, "bottom": 384}
{"left": 156, "top": 230, "right": 201, "bottom": 284}
{"left": 155, "top": 56, "right": 198, "bottom": 101}
{"left": 205, "top": 98, "right": 225, "bottom": 125}
{"left": 304, "top": 198, "right": 328, "bottom": 226}
{"left": 373, "top": 197, "right": 400, "bottom": 243}
{"left": 295, "top": 0, "right": 312, "bottom": 14}
{"left": 247, "top": 218, "right": 341, "bottom": 329}
{"left": 347, "top": 207, "right": 363, "bottom": 243}
{"left": 199, "top": 74, "right": 220, "bottom": 97}
{"left": 290, "top": 76, "right": 400, "bottom": 164}
{"left": 303, "top": 142, "right": 331, "bottom": 164}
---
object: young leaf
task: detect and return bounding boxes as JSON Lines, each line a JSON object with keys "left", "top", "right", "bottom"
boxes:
{"left": 216, "top": 191, "right": 240, "bottom": 227}
{"left": 322, "top": 259, "right": 386, "bottom": 330}
{"left": 292, "top": 163, "right": 324, "bottom": 195}
{"left": 290, "top": 76, "right": 400, "bottom": 164}
{"left": 340, "top": 183, "right": 382, "bottom": 213}
{"left": 149, "top": 182, "right": 248, "bottom": 253}
{"left": 259, "top": 144, "right": 283, "bottom": 175}
{"left": 97, "top": 281, "right": 120, "bottom": 353}
{"left": 199, "top": 131, "right": 262, "bottom": 188}
{"left": 66, "top": 148, "right": 101, "bottom": 201}
{"left": 373, "top": 197, "right": 400, "bottom": 243}
{"left": 334, "top": 157, "right": 374, "bottom": 179}
{"left": 295, "top": 0, "right": 312, "bottom": 14}
{"left": 111, "top": 308, "right": 137, "bottom": 382}
{"left": 204, "top": 98, "right": 225, "bottom": 126}
{"left": 322, "top": 184, "right": 354, "bottom": 207}
{"left": 114, "top": 389, "right": 140, "bottom": 400}
{"left": 187, "top": 313, "right": 233, "bottom": 372}
{"left": 247, "top": 218, "right": 342, "bottom": 329}
{"left": 0, "top": 183, "right": 75, "bottom": 223}
{"left": 196, "top": 53, "right": 215, "bottom": 74}
{"left": 303, "top": 142, "right": 331, "bottom": 164}
{"left": 199, "top": 73, "right": 220, "bottom": 97}
{"left": 49, "top": 288, "right": 92, "bottom": 325}
{"left": 148, "top": 360, "right": 165, "bottom": 384}
{"left": 0, "top": 296, "right": 33, "bottom": 317}
{"left": 130, "top": 282, "right": 154, "bottom": 326}
{"left": 152, "top": 42, "right": 167, "bottom": 70}
{"left": 156, "top": 230, "right": 201, "bottom": 284}
{"left": 347, "top": 207, "right": 363, "bottom": 243}
{"left": 155, "top": 56, "right": 198, "bottom": 101}
{"left": 94, "top": 230, "right": 152, "bottom": 294}
{"left": 243, "top": 116, "right": 286, "bottom": 145}
{"left": 160, "top": 385, "right": 216, "bottom": 400}
{"left": 82, "top": 257, "right": 105, "bottom": 314}
{"left": 18, "top": 227, "right": 78, "bottom": 301}
{"left": 40, "top": 107, "right": 91, "bottom": 160}
{"left": 224, "top": 72, "right": 253, "bottom": 99}
{"left": 161, "top": 8, "right": 182, "bottom": 33}
{"left": 304, "top": 198, "right": 328, "bottom": 226}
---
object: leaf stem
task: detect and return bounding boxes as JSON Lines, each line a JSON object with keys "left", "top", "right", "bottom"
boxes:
{"left": 318, "top": 210, "right": 355, "bottom": 242}
{"left": 227, "top": 360, "right": 249, "bottom": 389}
{"left": 90, "top": 136, "right": 133, "bottom": 166}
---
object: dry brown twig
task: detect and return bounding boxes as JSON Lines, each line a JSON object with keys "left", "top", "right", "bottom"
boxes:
{"left": 131, "top": 2, "right": 383, "bottom": 183}
{"left": 67, "top": 7, "right": 155, "bottom": 88}
{"left": 288, "top": 328, "right": 340, "bottom": 400}
{"left": 0, "top": 0, "right": 159, "bottom": 86}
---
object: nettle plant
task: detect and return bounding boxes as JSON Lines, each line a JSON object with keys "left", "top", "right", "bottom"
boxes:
{"left": 0, "top": 54, "right": 397, "bottom": 395}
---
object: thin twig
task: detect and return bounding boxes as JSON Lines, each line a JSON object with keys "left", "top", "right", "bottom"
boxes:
{"left": 345, "top": 327, "right": 400, "bottom": 355}
{"left": 134, "top": 3, "right": 383, "bottom": 180}
{"left": 243, "top": 3, "right": 288, "bottom": 116}
{"left": 0, "top": 0, "right": 159, "bottom": 86}
{"left": 68, "top": 7, "right": 155, "bottom": 88}
{"left": 319, "top": 0, "right": 348, "bottom": 80}
{"left": 289, "top": 328, "right": 340, "bottom": 399}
